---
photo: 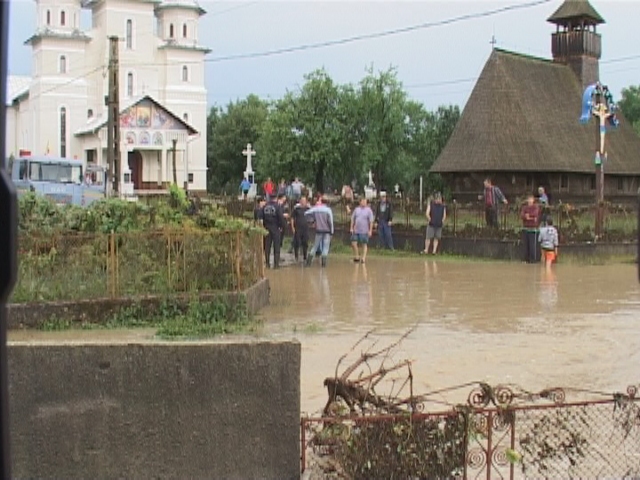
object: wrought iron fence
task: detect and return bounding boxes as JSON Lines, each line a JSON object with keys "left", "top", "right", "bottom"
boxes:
{"left": 13, "top": 230, "right": 265, "bottom": 303}
{"left": 301, "top": 384, "right": 640, "bottom": 479}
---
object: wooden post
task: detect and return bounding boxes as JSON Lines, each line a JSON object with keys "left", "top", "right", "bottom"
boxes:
{"left": 236, "top": 231, "right": 242, "bottom": 291}
{"left": 167, "top": 232, "right": 171, "bottom": 289}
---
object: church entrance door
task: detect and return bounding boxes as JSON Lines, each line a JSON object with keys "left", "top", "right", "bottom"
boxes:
{"left": 127, "top": 151, "right": 143, "bottom": 190}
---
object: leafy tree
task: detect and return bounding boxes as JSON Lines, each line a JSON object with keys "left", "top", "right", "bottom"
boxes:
{"left": 260, "top": 70, "right": 346, "bottom": 193}
{"left": 618, "top": 85, "right": 640, "bottom": 136}
{"left": 207, "top": 94, "right": 269, "bottom": 193}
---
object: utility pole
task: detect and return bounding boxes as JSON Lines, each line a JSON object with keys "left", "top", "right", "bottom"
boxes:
{"left": 106, "top": 36, "right": 121, "bottom": 195}
{"left": 172, "top": 138, "right": 178, "bottom": 185}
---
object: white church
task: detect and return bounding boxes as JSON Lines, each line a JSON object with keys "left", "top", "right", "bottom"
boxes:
{"left": 6, "top": 0, "right": 210, "bottom": 193}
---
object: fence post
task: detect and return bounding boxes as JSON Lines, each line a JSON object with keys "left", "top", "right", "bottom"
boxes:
{"left": 235, "top": 231, "right": 242, "bottom": 292}
{"left": 260, "top": 234, "right": 265, "bottom": 279}
{"left": 167, "top": 232, "right": 172, "bottom": 289}
{"left": 486, "top": 410, "right": 493, "bottom": 480}
{"left": 509, "top": 412, "right": 516, "bottom": 480}
{"left": 183, "top": 232, "right": 187, "bottom": 292}
{"left": 300, "top": 418, "right": 306, "bottom": 475}
{"left": 453, "top": 201, "right": 458, "bottom": 236}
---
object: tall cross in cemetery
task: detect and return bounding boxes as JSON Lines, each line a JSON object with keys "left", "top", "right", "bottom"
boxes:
{"left": 580, "top": 82, "right": 619, "bottom": 237}
{"left": 242, "top": 143, "right": 256, "bottom": 177}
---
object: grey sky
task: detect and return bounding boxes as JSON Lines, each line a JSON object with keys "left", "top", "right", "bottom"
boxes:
{"left": 8, "top": 0, "right": 640, "bottom": 111}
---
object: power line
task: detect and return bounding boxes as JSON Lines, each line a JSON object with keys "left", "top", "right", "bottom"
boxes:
{"left": 201, "top": 0, "right": 554, "bottom": 63}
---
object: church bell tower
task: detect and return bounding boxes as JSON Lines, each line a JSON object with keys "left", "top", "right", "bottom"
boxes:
{"left": 548, "top": 0, "right": 605, "bottom": 91}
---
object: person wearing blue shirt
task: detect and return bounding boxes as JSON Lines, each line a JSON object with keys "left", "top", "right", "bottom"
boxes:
{"left": 239, "top": 177, "right": 251, "bottom": 200}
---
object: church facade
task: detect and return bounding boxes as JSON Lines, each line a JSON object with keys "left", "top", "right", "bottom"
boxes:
{"left": 6, "top": 0, "right": 210, "bottom": 193}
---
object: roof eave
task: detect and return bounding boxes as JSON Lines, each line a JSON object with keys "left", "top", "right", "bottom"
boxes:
{"left": 158, "top": 42, "right": 211, "bottom": 54}
{"left": 155, "top": 3, "right": 206, "bottom": 16}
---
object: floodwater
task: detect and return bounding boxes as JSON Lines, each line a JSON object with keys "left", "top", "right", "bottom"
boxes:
{"left": 260, "top": 257, "right": 640, "bottom": 414}
{"left": 9, "top": 256, "right": 640, "bottom": 416}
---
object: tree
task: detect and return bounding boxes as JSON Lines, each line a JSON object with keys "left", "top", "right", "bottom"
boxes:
{"left": 260, "top": 70, "right": 347, "bottom": 193}
{"left": 207, "top": 94, "right": 269, "bottom": 193}
{"left": 357, "top": 67, "right": 408, "bottom": 192}
{"left": 618, "top": 85, "right": 640, "bottom": 136}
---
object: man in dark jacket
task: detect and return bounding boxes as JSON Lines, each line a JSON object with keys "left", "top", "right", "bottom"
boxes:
{"left": 375, "top": 191, "right": 394, "bottom": 250}
{"left": 291, "top": 196, "right": 310, "bottom": 262}
{"left": 262, "top": 196, "right": 286, "bottom": 269}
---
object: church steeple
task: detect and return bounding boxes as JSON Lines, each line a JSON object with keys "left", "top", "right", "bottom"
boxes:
{"left": 548, "top": 0, "right": 604, "bottom": 91}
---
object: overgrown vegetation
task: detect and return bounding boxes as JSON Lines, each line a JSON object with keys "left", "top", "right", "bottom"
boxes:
{"left": 18, "top": 191, "right": 259, "bottom": 235}
{"left": 14, "top": 193, "right": 265, "bottom": 304}
{"left": 39, "top": 296, "right": 257, "bottom": 339}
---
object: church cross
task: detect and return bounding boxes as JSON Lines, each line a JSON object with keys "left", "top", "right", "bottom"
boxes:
{"left": 242, "top": 143, "right": 256, "bottom": 173}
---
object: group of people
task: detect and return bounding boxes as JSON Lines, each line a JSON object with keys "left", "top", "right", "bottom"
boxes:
{"left": 254, "top": 192, "right": 334, "bottom": 269}
{"left": 481, "top": 177, "right": 558, "bottom": 268}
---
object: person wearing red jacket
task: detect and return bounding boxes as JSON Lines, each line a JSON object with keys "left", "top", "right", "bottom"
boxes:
{"left": 520, "top": 193, "right": 541, "bottom": 263}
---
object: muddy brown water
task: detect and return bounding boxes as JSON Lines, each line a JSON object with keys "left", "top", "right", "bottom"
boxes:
{"left": 10, "top": 256, "right": 640, "bottom": 416}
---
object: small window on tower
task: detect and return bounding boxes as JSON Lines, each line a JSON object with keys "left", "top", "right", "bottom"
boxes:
{"left": 59, "top": 55, "right": 67, "bottom": 74}
{"left": 182, "top": 66, "right": 188, "bottom": 82}
{"left": 169, "top": 24, "right": 174, "bottom": 38}
{"left": 127, "top": 73, "right": 134, "bottom": 97}
{"left": 46, "top": 10, "right": 51, "bottom": 25}
{"left": 183, "top": 24, "right": 187, "bottom": 38}
{"left": 126, "top": 19, "right": 133, "bottom": 49}
{"left": 87, "top": 109, "right": 93, "bottom": 119}
{"left": 183, "top": 113, "right": 189, "bottom": 122}
{"left": 60, "top": 10, "right": 66, "bottom": 26}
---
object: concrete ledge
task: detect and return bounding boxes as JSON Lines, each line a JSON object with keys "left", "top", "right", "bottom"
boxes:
{"left": 333, "top": 228, "right": 637, "bottom": 261}
{"left": 7, "top": 278, "right": 270, "bottom": 330}
{"left": 8, "top": 341, "right": 300, "bottom": 480}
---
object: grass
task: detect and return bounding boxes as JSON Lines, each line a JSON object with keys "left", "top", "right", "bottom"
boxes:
{"left": 38, "top": 297, "right": 259, "bottom": 339}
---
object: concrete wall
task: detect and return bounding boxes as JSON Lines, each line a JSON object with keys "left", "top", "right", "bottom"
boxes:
{"left": 333, "top": 228, "right": 638, "bottom": 261}
{"left": 8, "top": 278, "right": 270, "bottom": 330}
{"left": 8, "top": 341, "right": 300, "bottom": 480}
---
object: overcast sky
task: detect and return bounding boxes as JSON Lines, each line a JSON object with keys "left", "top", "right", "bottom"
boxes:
{"left": 7, "top": 0, "right": 640, "bottom": 112}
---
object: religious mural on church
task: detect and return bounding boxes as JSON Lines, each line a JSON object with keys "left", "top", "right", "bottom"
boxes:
{"left": 119, "top": 99, "right": 182, "bottom": 131}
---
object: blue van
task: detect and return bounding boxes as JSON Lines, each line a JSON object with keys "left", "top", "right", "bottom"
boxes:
{"left": 8, "top": 155, "right": 106, "bottom": 207}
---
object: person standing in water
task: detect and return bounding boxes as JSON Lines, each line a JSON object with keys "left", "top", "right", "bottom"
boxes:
{"left": 305, "top": 194, "right": 334, "bottom": 268}
{"left": 424, "top": 192, "right": 446, "bottom": 255}
{"left": 262, "top": 195, "right": 286, "bottom": 269}
{"left": 538, "top": 217, "right": 559, "bottom": 270}
{"left": 291, "top": 195, "right": 310, "bottom": 262}
{"left": 350, "top": 197, "right": 374, "bottom": 264}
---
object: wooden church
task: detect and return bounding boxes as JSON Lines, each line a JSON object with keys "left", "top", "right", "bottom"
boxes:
{"left": 430, "top": 0, "right": 640, "bottom": 204}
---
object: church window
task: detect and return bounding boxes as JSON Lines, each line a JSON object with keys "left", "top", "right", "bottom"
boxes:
{"left": 60, "top": 107, "right": 67, "bottom": 158}
{"left": 127, "top": 73, "right": 134, "bottom": 97}
{"left": 46, "top": 10, "right": 51, "bottom": 25}
{"left": 60, "top": 10, "right": 66, "bottom": 26}
{"left": 87, "top": 109, "right": 93, "bottom": 119}
{"left": 169, "top": 24, "right": 174, "bottom": 38}
{"left": 126, "top": 19, "right": 133, "bottom": 49}
{"left": 59, "top": 55, "right": 67, "bottom": 74}
{"left": 183, "top": 113, "right": 189, "bottom": 122}
{"left": 182, "top": 66, "right": 188, "bottom": 82}
{"left": 183, "top": 24, "right": 187, "bottom": 38}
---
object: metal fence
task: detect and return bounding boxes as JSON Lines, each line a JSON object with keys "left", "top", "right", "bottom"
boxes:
{"left": 14, "top": 230, "right": 265, "bottom": 303}
{"left": 301, "top": 384, "right": 640, "bottom": 479}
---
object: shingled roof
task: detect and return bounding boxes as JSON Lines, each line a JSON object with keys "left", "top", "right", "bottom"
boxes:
{"left": 430, "top": 49, "right": 640, "bottom": 175}
{"left": 547, "top": 0, "right": 604, "bottom": 25}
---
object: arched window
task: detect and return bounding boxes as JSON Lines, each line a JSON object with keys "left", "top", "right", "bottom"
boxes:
{"left": 60, "top": 107, "right": 67, "bottom": 158}
{"left": 60, "top": 10, "right": 65, "bottom": 26}
{"left": 183, "top": 113, "right": 189, "bottom": 122}
{"left": 46, "top": 10, "right": 51, "bottom": 25}
{"left": 59, "top": 55, "right": 67, "bottom": 74}
{"left": 182, "top": 24, "right": 187, "bottom": 38}
{"left": 126, "top": 19, "right": 133, "bottom": 49}
{"left": 182, "top": 66, "right": 188, "bottom": 82}
{"left": 87, "top": 109, "right": 94, "bottom": 119}
{"left": 127, "top": 73, "right": 133, "bottom": 97}
{"left": 169, "top": 24, "right": 174, "bottom": 38}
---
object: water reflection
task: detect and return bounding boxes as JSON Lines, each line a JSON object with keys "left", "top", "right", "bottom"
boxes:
{"left": 263, "top": 257, "right": 640, "bottom": 413}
